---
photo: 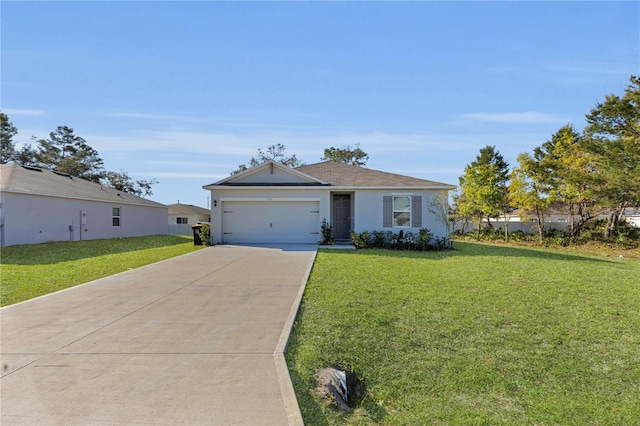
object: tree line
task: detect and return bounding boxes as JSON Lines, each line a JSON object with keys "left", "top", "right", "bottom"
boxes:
{"left": 1, "top": 119, "right": 158, "bottom": 197}
{"left": 456, "top": 75, "right": 640, "bottom": 243}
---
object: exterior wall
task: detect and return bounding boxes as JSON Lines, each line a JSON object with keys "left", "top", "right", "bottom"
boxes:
{"left": 207, "top": 187, "right": 450, "bottom": 244}
{"left": 168, "top": 213, "right": 209, "bottom": 225}
{"left": 208, "top": 187, "right": 330, "bottom": 244}
{"left": 0, "top": 192, "right": 168, "bottom": 247}
{"left": 353, "top": 189, "right": 449, "bottom": 239}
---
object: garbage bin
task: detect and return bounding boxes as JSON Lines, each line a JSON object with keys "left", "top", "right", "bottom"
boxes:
{"left": 192, "top": 224, "right": 204, "bottom": 246}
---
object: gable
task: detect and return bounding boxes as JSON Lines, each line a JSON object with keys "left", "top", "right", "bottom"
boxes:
{"left": 207, "top": 161, "right": 328, "bottom": 187}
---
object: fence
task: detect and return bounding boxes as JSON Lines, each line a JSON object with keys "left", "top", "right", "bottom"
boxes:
{"left": 168, "top": 224, "right": 192, "bottom": 236}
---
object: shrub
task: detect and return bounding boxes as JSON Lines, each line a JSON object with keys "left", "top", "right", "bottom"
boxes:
{"left": 350, "top": 228, "right": 449, "bottom": 251}
{"left": 196, "top": 223, "right": 211, "bottom": 246}
{"left": 320, "top": 219, "right": 334, "bottom": 245}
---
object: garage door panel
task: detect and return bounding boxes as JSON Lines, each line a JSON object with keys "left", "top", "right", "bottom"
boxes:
{"left": 222, "top": 201, "right": 320, "bottom": 244}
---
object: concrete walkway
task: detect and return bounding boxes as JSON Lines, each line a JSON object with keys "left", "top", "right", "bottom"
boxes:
{"left": 1, "top": 244, "right": 317, "bottom": 425}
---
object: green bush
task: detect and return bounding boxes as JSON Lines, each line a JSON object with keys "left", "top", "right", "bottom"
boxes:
{"left": 350, "top": 228, "right": 447, "bottom": 251}
{"left": 196, "top": 223, "right": 211, "bottom": 246}
{"left": 320, "top": 219, "right": 334, "bottom": 245}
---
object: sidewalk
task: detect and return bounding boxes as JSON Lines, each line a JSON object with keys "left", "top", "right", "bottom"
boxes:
{"left": 1, "top": 244, "right": 317, "bottom": 425}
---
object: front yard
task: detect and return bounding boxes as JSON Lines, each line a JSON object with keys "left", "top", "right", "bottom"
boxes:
{"left": 286, "top": 242, "right": 640, "bottom": 425}
{"left": 0, "top": 235, "right": 203, "bottom": 306}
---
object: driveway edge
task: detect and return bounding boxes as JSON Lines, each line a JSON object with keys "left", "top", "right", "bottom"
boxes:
{"left": 274, "top": 248, "right": 318, "bottom": 426}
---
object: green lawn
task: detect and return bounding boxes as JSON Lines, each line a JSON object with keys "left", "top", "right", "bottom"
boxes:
{"left": 0, "top": 235, "right": 204, "bottom": 306}
{"left": 286, "top": 242, "right": 640, "bottom": 425}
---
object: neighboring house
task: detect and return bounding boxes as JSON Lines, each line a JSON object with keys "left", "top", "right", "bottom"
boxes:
{"left": 0, "top": 164, "right": 168, "bottom": 247}
{"left": 458, "top": 204, "right": 640, "bottom": 234}
{"left": 203, "top": 160, "right": 455, "bottom": 245}
{"left": 168, "top": 203, "right": 211, "bottom": 235}
{"left": 622, "top": 207, "right": 640, "bottom": 228}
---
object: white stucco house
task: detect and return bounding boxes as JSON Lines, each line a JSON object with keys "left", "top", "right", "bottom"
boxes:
{"left": 203, "top": 160, "right": 455, "bottom": 245}
{"left": 0, "top": 164, "right": 168, "bottom": 247}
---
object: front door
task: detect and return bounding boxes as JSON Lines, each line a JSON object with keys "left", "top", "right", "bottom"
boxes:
{"left": 333, "top": 194, "right": 351, "bottom": 240}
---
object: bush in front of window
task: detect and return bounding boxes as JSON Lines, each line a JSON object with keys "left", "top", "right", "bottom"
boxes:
{"left": 349, "top": 228, "right": 449, "bottom": 251}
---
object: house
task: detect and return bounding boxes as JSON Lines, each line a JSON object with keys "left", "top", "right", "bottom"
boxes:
{"left": 0, "top": 164, "right": 168, "bottom": 247}
{"left": 622, "top": 207, "right": 640, "bottom": 228}
{"left": 202, "top": 160, "right": 455, "bottom": 245}
{"left": 168, "top": 203, "right": 211, "bottom": 235}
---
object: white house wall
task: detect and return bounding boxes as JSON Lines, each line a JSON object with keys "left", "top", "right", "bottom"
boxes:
{"left": 209, "top": 188, "right": 330, "bottom": 244}
{"left": 353, "top": 189, "right": 449, "bottom": 238}
{"left": 207, "top": 187, "right": 450, "bottom": 244}
{"left": 1, "top": 192, "right": 167, "bottom": 247}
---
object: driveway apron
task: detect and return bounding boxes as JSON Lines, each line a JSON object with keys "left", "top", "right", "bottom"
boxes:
{"left": 1, "top": 244, "right": 317, "bottom": 425}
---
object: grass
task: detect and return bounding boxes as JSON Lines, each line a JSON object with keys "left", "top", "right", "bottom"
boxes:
{"left": 286, "top": 242, "right": 640, "bottom": 425}
{"left": 0, "top": 235, "right": 204, "bottom": 306}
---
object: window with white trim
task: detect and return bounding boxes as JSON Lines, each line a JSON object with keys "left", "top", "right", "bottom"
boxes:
{"left": 393, "top": 195, "right": 411, "bottom": 227}
{"left": 112, "top": 207, "right": 121, "bottom": 227}
{"left": 176, "top": 217, "right": 189, "bottom": 224}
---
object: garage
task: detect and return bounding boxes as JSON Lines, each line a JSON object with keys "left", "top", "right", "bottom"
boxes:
{"left": 222, "top": 201, "right": 320, "bottom": 244}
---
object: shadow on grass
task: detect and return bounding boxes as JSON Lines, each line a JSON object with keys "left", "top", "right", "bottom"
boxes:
{"left": 1, "top": 235, "right": 196, "bottom": 265}
{"left": 327, "top": 241, "right": 618, "bottom": 264}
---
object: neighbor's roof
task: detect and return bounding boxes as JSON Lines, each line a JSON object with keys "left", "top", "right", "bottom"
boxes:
{"left": 295, "top": 161, "right": 455, "bottom": 188}
{"left": 0, "top": 164, "right": 166, "bottom": 208}
{"left": 168, "top": 203, "right": 210, "bottom": 216}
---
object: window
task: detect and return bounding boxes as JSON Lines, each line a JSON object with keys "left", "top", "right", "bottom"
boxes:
{"left": 112, "top": 207, "right": 121, "bottom": 227}
{"left": 393, "top": 195, "right": 411, "bottom": 227}
{"left": 383, "top": 195, "right": 422, "bottom": 228}
{"left": 176, "top": 217, "right": 189, "bottom": 224}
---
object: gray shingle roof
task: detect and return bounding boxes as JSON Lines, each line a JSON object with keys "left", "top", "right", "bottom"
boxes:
{"left": 295, "top": 161, "right": 454, "bottom": 188}
{"left": 0, "top": 164, "right": 166, "bottom": 208}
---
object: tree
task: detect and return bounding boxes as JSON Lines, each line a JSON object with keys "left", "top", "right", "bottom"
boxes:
{"left": 532, "top": 124, "right": 596, "bottom": 237}
{"left": 509, "top": 152, "right": 555, "bottom": 243}
{"left": 427, "top": 190, "right": 454, "bottom": 242}
{"left": 582, "top": 75, "right": 640, "bottom": 238}
{"left": 0, "top": 112, "right": 18, "bottom": 164}
{"left": 102, "top": 170, "right": 159, "bottom": 198}
{"left": 231, "top": 143, "right": 303, "bottom": 175}
{"left": 321, "top": 144, "right": 369, "bottom": 166}
{"left": 457, "top": 146, "right": 510, "bottom": 239}
{"left": 9, "top": 124, "right": 158, "bottom": 197}
{"left": 35, "top": 126, "right": 105, "bottom": 182}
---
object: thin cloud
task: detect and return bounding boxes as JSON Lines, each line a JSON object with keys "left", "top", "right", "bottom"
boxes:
{"left": 1, "top": 108, "right": 46, "bottom": 117}
{"left": 99, "top": 112, "right": 204, "bottom": 123}
{"left": 461, "top": 111, "right": 564, "bottom": 124}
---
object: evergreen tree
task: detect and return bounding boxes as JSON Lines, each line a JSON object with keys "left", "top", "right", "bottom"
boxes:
{"left": 231, "top": 143, "right": 303, "bottom": 175}
{"left": 0, "top": 112, "right": 18, "bottom": 164}
{"left": 457, "top": 146, "right": 510, "bottom": 239}
{"left": 582, "top": 75, "right": 640, "bottom": 238}
{"left": 321, "top": 144, "right": 369, "bottom": 166}
{"left": 35, "top": 126, "right": 105, "bottom": 182}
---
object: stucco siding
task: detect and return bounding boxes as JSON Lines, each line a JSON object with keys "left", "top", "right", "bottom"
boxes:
{"left": 353, "top": 189, "right": 448, "bottom": 238}
{"left": 1, "top": 192, "right": 167, "bottom": 247}
{"left": 207, "top": 187, "right": 450, "bottom": 244}
{"left": 209, "top": 188, "right": 330, "bottom": 244}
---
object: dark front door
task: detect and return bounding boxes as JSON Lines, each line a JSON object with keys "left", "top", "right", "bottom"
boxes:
{"left": 333, "top": 194, "right": 351, "bottom": 239}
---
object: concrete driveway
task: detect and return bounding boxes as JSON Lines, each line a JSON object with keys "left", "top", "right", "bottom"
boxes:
{"left": 0, "top": 244, "right": 317, "bottom": 425}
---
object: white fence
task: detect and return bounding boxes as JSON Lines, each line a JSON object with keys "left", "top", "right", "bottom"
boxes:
{"left": 168, "top": 224, "right": 193, "bottom": 236}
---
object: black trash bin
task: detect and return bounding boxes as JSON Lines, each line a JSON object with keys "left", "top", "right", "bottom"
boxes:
{"left": 192, "top": 224, "right": 204, "bottom": 246}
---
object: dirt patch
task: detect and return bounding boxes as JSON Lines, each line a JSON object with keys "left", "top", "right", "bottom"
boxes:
{"left": 314, "top": 367, "right": 364, "bottom": 412}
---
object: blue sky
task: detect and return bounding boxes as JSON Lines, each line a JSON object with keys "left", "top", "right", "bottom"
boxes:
{"left": 2, "top": 1, "right": 638, "bottom": 207}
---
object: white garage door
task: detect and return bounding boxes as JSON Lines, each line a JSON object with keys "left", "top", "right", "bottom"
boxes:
{"left": 222, "top": 201, "right": 320, "bottom": 244}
